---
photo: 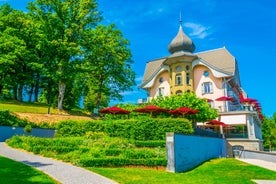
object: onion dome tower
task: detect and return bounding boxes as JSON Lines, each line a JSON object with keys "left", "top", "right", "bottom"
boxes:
{"left": 168, "top": 16, "right": 195, "bottom": 54}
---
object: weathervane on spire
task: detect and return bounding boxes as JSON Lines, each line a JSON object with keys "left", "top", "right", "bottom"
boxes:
{"left": 179, "top": 11, "right": 182, "bottom": 26}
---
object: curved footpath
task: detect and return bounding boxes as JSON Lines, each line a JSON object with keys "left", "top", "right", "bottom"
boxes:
{"left": 237, "top": 158, "right": 276, "bottom": 184}
{"left": 1, "top": 142, "right": 275, "bottom": 184}
{"left": 0, "top": 142, "right": 117, "bottom": 184}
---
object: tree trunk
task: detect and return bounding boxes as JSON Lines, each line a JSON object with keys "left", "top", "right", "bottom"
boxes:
{"left": 34, "top": 74, "right": 40, "bottom": 102}
{"left": 58, "top": 81, "right": 66, "bottom": 111}
{"left": 18, "top": 85, "right": 23, "bottom": 102}
{"left": 0, "top": 84, "right": 3, "bottom": 95}
{"left": 13, "top": 85, "right": 18, "bottom": 100}
{"left": 96, "top": 76, "right": 104, "bottom": 110}
{"left": 28, "top": 84, "right": 34, "bottom": 102}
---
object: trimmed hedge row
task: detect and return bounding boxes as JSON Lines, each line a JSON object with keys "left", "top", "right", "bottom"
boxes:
{"left": 133, "top": 140, "right": 166, "bottom": 147}
{"left": 55, "top": 117, "right": 193, "bottom": 141}
{"left": 7, "top": 135, "right": 166, "bottom": 167}
{"left": 78, "top": 158, "right": 166, "bottom": 167}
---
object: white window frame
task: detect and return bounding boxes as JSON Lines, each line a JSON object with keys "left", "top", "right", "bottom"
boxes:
{"left": 158, "top": 87, "right": 164, "bottom": 97}
{"left": 175, "top": 73, "right": 182, "bottom": 85}
{"left": 201, "top": 82, "right": 213, "bottom": 94}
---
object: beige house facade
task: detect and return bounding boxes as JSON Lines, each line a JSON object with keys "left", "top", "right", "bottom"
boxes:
{"left": 139, "top": 21, "right": 263, "bottom": 153}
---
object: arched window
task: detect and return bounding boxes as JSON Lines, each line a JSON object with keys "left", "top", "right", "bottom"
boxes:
{"left": 175, "top": 73, "right": 182, "bottom": 85}
{"left": 186, "top": 65, "right": 190, "bottom": 71}
{"left": 176, "top": 90, "right": 183, "bottom": 95}
{"left": 186, "top": 73, "right": 190, "bottom": 85}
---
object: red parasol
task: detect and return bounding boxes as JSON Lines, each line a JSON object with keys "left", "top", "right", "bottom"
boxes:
{"left": 215, "top": 96, "right": 234, "bottom": 101}
{"left": 207, "top": 119, "right": 227, "bottom": 126}
{"left": 206, "top": 98, "right": 213, "bottom": 102}
{"left": 170, "top": 107, "right": 199, "bottom": 117}
{"left": 242, "top": 98, "right": 257, "bottom": 104}
{"left": 98, "top": 106, "right": 130, "bottom": 115}
{"left": 133, "top": 105, "right": 168, "bottom": 117}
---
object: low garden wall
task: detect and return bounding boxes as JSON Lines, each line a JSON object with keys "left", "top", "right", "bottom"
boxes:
{"left": 0, "top": 126, "right": 55, "bottom": 142}
{"left": 166, "top": 133, "right": 226, "bottom": 172}
{"left": 240, "top": 149, "right": 276, "bottom": 163}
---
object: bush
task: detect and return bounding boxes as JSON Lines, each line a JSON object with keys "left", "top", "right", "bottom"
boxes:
{"left": 0, "top": 110, "right": 54, "bottom": 129}
{"left": 0, "top": 111, "right": 28, "bottom": 127}
{"left": 133, "top": 140, "right": 166, "bottom": 147}
{"left": 24, "top": 125, "right": 32, "bottom": 133}
{"left": 56, "top": 117, "right": 193, "bottom": 141}
{"left": 7, "top": 135, "right": 167, "bottom": 167}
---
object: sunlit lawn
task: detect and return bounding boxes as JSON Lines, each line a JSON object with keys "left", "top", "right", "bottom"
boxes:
{"left": 89, "top": 158, "right": 276, "bottom": 184}
{"left": 0, "top": 100, "right": 58, "bottom": 114}
{"left": 0, "top": 156, "right": 59, "bottom": 184}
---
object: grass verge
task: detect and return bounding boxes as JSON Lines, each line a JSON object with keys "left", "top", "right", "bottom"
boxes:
{"left": 89, "top": 158, "right": 276, "bottom": 184}
{"left": 0, "top": 156, "right": 60, "bottom": 184}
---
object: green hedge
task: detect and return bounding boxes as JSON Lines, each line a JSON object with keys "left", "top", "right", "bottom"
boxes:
{"left": 0, "top": 111, "right": 29, "bottom": 127}
{"left": 7, "top": 135, "right": 166, "bottom": 167}
{"left": 78, "top": 157, "right": 166, "bottom": 167}
{"left": 133, "top": 140, "right": 166, "bottom": 147}
{"left": 56, "top": 117, "right": 193, "bottom": 141}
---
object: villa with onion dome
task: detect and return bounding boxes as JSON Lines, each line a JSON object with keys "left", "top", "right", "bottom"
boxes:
{"left": 138, "top": 19, "right": 263, "bottom": 154}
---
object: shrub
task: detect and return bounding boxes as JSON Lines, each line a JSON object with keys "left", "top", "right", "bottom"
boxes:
{"left": 24, "top": 125, "right": 32, "bottom": 133}
{"left": 133, "top": 140, "right": 166, "bottom": 147}
{"left": 0, "top": 111, "right": 28, "bottom": 127}
{"left": 56, "top": 117, "right": 193, "bottom": 141}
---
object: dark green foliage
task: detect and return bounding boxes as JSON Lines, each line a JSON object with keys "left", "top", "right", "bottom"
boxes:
{"left": 24, "top": 124, "right": 32, "bottom": 133}
{"left": 55, "top": 118, "right": 193, "bottom": 141}
{"left": 0, "top": 111, "right": 29, "bottom": 127}
{"left": 0, "top": 110, "right": 54, "bottom": 129}
{"left": 7, "top": 135, "right": 166, "bottom": 167}
{"left": 54, "top": 120, "right": 104, "bottom": 137}
{"left": 133, "top": 140, "right": 166, "bottom": 147}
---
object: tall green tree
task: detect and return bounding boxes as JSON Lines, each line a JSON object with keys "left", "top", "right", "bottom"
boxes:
{"left": 151, "top": 92, "right": 218, "bottom": 123}
{"left": 262, "top": 113, "right": 276, "bottom": 151}
{"left": 28, "top": 0, "right": 102, "bottom": 110}
{"left": 81, "top": 24, "right": 136, "bottom": 110}
{"left": 0, "top": 5, "right": 42, "bottom": 101}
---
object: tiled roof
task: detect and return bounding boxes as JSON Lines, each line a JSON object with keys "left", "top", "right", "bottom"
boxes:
{"left": 140, "top": 47, "right": 236, "bottom": 88}
{"left": 140, "top": 57, "right": 166, "bottom": 87}
{"left": 196, "top": 47, "right": 235, "bottom": 74}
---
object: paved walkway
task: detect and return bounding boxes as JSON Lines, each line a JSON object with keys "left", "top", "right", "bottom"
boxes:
{"left": 1, "top": 142, "right": 275, "bottom": 184}
{"left": 0, "top": 142, "right": 117, "bottom": 184}
{"left": 237, "top": 159, "right": 276, "bottom": 184}
{"left": 237, "top": 159, "right": 276, "bottom": 172}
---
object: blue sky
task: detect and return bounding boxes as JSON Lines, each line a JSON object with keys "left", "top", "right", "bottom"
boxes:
{"left": 1, "top": 0, "right": 276, "bottom": 116}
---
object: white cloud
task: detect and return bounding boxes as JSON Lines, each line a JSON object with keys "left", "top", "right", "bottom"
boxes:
{"left": 135, "top": 76, "right": 143, "bottom": 83}
{"left": 184, "top": 22, "right": 211, "bottom": 39}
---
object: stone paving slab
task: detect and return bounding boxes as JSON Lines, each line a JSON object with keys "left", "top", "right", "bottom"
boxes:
{"left": 0, "top": 142, "right": 117, "bottom": 184}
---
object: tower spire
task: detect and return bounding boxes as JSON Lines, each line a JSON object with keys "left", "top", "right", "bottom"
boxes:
{"left": 179, "top": 11, "right": 182, "bottom": 26}
{"left": 168, "top": 14, "right": 196, "bottom": 54}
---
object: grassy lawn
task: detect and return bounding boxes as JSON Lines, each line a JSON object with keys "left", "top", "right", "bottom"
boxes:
{"left": 89, "top": 158, "right": 276, "bottom": 184}
{"left": 0, "top": 156, "right": 59, "bottom": 184}
{"left": 0, "top": 100, "right": 59, "bottom": 114}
